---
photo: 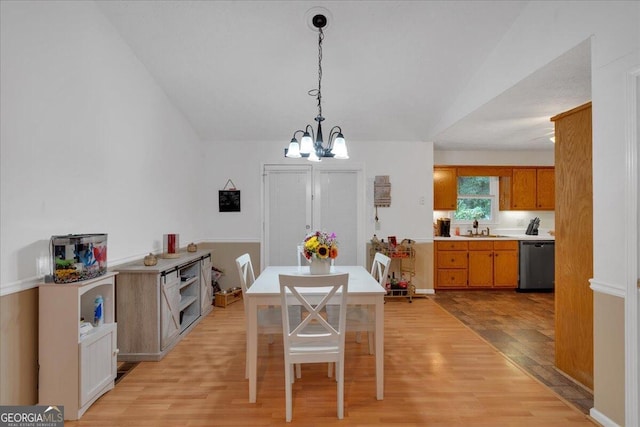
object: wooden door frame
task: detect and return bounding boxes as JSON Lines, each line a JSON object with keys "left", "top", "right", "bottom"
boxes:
{"left": 623, "top": 65, "right": 639, "bottom": 427}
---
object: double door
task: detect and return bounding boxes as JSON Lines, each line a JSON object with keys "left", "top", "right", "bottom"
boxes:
{"left": 263, "top": 165, "right": 364, "bottom": 268}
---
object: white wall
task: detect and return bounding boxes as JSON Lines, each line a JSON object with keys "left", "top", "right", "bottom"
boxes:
{"left": 0, "top": 1, "right": 205, "bottom": 294}
{"left": 202, "top": 140, "right": 433, "bottom": 243}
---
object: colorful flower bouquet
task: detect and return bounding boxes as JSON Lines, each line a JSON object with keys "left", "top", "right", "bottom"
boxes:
{"left": 302, "top": 231, "right": 338, "bottom": 260}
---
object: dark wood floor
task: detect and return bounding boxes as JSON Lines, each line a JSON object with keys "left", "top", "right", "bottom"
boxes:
{"left": 430, "top": 290, "right": 594, "bottom": 414}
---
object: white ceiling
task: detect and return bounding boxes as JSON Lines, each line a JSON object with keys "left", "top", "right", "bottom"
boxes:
{"left": 96, "top": 0, "right": 591, "bottom": 152}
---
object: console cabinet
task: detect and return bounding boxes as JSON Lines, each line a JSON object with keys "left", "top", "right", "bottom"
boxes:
{"left": 115, "top": 250, "right": 212, "bottom": 361}
{"left": 39, "top": 272, "right": 118, "bottom": 420}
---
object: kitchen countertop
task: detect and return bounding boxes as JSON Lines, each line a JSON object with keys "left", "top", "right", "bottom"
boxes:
{"left": 434, "top": 233, "right": 554, "bottom": 241}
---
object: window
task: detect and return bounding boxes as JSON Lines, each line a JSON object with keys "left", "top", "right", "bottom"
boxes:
{"left": 454, "top": 176, "right": 498, "bottom": 222}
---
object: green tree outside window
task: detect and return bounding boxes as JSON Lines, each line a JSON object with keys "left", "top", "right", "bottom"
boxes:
{"left": 454, "top": 176, "right": 495, "bottom": 221}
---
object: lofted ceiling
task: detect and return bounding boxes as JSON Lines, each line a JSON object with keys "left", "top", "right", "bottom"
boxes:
{"left": 96, "top": 0, "right": 591, "bottom": 152}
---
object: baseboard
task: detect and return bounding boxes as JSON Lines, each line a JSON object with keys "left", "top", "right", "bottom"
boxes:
{"left": 589, "top": 407, "right": 621, "bottom": 427}
{"left": 414, "top": 288, "right": 435, "bottom": 295}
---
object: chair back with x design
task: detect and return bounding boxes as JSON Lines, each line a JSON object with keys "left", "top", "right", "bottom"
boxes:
{"left": 278, "top": 273, "right": 349, "bottom": 421}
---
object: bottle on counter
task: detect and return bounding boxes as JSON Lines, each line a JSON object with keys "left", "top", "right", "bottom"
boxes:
{"left": 94, "top": 295, "right": 104, "bottom": 326}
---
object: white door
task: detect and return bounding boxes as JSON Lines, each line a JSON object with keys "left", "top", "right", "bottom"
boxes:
{"left": 315, "top": 169, "right": 360, "bottom": 266}
{"left": 263, "top": 164, "right": 363, "bottom": 268}
{"left": 264, "top": 165, "right": 312, "bottom": 266}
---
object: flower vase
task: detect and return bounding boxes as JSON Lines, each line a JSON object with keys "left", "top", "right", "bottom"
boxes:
{"left": 309, "top": 258, "right": 331, "bottom": 275}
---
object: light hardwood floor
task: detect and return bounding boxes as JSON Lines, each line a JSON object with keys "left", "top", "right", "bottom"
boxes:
{"left": 67, "top": 298, "right": 598, "bottom": 426}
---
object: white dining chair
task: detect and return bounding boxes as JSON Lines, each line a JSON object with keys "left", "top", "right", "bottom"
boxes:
{"left": 236, "top": 254, "right": 302, "bottom": 380}
{"left": 351, "top": 252, "right": 391, "bottom": 353}
{"left": 296, "top": 244, "right": 305, "bottom": 271}
{"left": 278, "top": 273, "right": 349, "bottom": 422}
{"left": 235, "top": 254, "right": 285, "bottom": 378}
{"left": 327, "top": 252, "right": 390, "bottom": 361}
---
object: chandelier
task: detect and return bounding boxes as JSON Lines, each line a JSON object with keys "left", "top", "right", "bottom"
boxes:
{"left": 285, "top": 12, "right": 348, "bottom": 161}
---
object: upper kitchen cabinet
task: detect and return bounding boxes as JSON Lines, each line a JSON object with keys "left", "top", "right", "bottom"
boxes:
{"left": 502, "top": 167, "right": 555, "bottom": 210}
{"left": 435, "top": 165, "right": 553, "bottom": 211}
{"left": 433, "top": 167, "right": 457, "bottom": 210}
{"left": 535, "top": 168, "right": 555, "bottom": 209}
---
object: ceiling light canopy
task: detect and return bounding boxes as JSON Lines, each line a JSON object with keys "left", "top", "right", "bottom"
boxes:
{"left": 285, "top": 11, "right": 348, "bottom": 161}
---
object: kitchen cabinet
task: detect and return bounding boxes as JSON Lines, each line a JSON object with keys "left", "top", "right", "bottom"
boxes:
{"left": 39, "top": 273, "right": 118, "bottom": 420}
{"left": 468, "top": 241, "right": 494, "bottom": 287}
{"left": 507, "top": 167, "right": 555, "bottom": 210}
{"left": 467, "top": 240, "right": 518, "bottom": 288}
{"left": 535, "top": 168, "right": 555, "bottom": 209}
{"left": 433, "top": 167, "right": 457, "bottom": 210}
{"left": 435, "top": 239, "right": 519, "bottom": 289}
{"left": 434, "top": 165, "right": 553, "bottom": 211}
{"left": 492, "top": 241, "right": 519, "bottom": 287}
{"left": 115, "top": 250, "right": 212, "bottom": 361}
{"left": 434, "top": 240, "right": 468, "bottom": 288}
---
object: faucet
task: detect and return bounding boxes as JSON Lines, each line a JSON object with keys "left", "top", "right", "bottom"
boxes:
{"left": 472, "top": 219, "right": 479, "bottom": 235}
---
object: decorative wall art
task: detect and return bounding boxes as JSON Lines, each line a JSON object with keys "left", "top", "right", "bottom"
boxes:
{"left": 219, "top": 179, "right": 241, "bottom": 212}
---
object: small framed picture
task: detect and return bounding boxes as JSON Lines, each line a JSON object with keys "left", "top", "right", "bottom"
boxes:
{"left": 388, "top": 236, "right": 397, "bottom": 249}
{"left": 218, "top": 190, "right": 241, "bottom": 212}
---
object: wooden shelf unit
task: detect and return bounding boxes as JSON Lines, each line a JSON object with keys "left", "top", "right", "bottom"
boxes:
{"left": 38, "top": 272, "right": 118, "bottom": 420}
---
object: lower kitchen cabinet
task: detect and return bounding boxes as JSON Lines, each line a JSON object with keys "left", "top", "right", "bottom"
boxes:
{"left": 468, "top": 241, "right": 494, "bottom": 287}
{"left": 492, "top": 241, "right": 519, "bottom": 287}
{"left": 435, "top": 239, "right": 519, "bottom": 289}
{"left": 435, "top": 241, "right": 468, "bottom": 289}
{"left": 115, "top": 250, "right": 213, "bottom": 361}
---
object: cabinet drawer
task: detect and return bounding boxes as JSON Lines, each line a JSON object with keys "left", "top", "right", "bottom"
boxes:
{"left": 437, "top": 269, "right": 467, "bottom": 287}
{"left": 436, "top": 241, "right": 468, "bottom": 251}
{"left": 437, "top": 252, "right": 468, "bottom": 268}
{"left": 493, "top": 240, "right": 518, "bottom": 250}
{"left": 468, "top": 241, "right": 493, "bottom": 250}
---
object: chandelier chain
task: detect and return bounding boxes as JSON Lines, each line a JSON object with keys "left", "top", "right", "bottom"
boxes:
{"left": 308, "top": 27, "right": 324, "bottom": 118}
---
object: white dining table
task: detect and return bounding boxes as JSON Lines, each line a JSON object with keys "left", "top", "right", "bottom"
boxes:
{"left": 245, "top": 265, "right": 386, "bottom": 403}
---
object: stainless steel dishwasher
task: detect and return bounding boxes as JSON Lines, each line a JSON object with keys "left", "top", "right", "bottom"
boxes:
{"left": 518, "top": 240, "right": 555, "bottom": 292}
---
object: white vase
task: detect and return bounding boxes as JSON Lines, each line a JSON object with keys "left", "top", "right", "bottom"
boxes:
{"left": 309, "top": 258, "right": 331, "bottom": 275}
